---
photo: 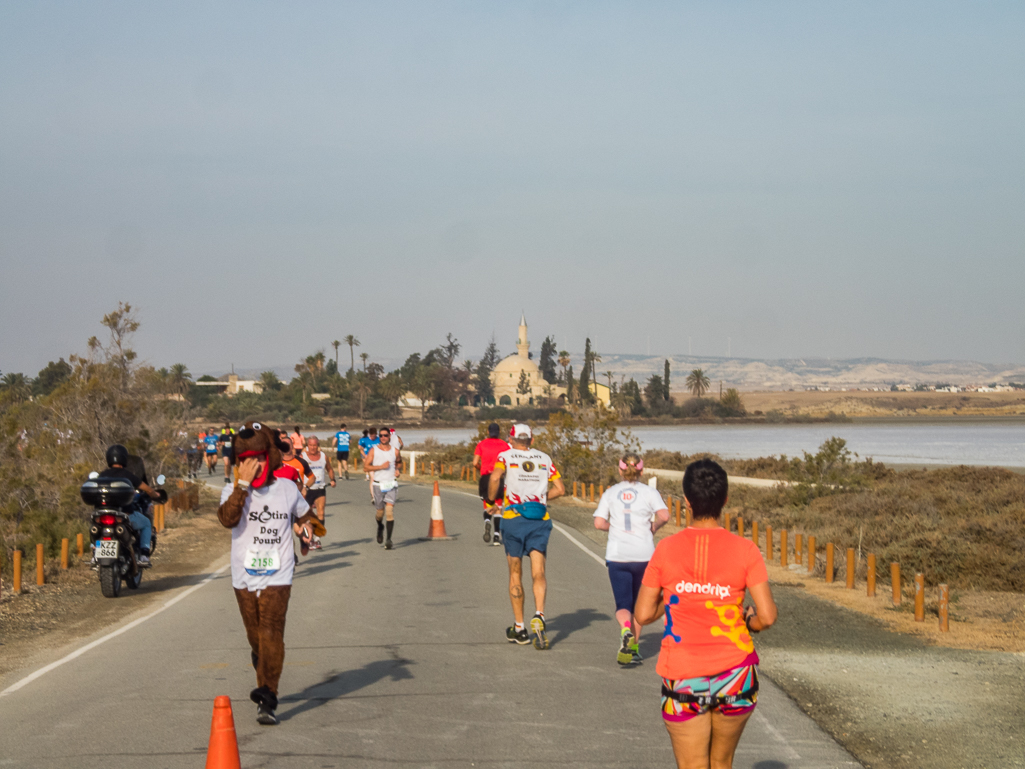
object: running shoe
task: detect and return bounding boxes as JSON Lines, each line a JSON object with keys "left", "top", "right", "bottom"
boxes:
{"left": 376, "top": 520, "right": 384, "bottom": 545}
{"left": 492, "top": 531, "right": 502, "bottom": 547}
{"left": 311, "top": 537, "right": 322, "bottom": 550}
{"left": 530, "top": 613, "right": 549, "bottom": 650}
{"left": 616, "top": 627, "right": 635, "bottom": 665}
{"left": 256, "top": 704, "right": 278, "bottom": 726}
{"left": 385, "top": 538, "right": 393, "bottom": 550}
{"left": 506, "top": 626, "right": 530, "bottom": 645}
{"left": 630, "top": 643, "right": 643, "bottom": 665}
{"left": 483, "top": 517, "right": 492, "bottom": 544}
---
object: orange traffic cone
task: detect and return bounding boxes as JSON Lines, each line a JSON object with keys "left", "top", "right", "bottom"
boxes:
{"left": 420, "top": 481, "right": 453, "bottom": 541}
{"left": 205, "top": 696, "right": 242, "bottom": 769}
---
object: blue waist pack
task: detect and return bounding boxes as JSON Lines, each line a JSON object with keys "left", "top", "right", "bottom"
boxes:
{"left": 510, "top": 501, "right": 547, "bottom": 520}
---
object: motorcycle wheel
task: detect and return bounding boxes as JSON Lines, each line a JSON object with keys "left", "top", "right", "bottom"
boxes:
{"left": 125, "top": 569, "right": 142, "bottom": 589}
{"left": 99, "top": 565, "right": 122, "bottom": 598}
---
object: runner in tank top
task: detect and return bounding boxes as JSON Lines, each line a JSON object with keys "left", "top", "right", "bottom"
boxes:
{"left": 302, "top": 436, "right": 335, "bottom": 550}
{"left": 594, "top": 452, "right": 670, "bottom": 666}
{"left": 473, "top": 422, "right": 510, "bottom": 546}
{"left": 364, "top": 428, "right": 402, "bottom": 550}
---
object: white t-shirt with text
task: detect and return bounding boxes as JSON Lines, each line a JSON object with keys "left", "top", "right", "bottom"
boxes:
{"left": 221, "top": 480, "right": 310, "bottom": 591}
{"left": 593, "top": 481, "right": 667, "bottom": 563}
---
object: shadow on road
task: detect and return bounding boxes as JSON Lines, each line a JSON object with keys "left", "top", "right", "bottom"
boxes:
{"left": 320, "top": 538, "right": 372, "bottom": 549}
{"left": 278, "top": 647, "right": 415, "bottom": 722}
{"left": 548, "top": 607, "right": 611, "bottom": 647}
{"left": 294, "top": 551, "right": 357, "bottom": 579}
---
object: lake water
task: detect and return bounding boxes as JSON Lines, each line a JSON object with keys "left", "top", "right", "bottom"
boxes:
{"left": 313, "top": 423, "right": 1025, "bottom": 468}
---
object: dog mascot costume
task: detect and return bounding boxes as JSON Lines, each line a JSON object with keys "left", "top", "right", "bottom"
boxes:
{"left": 218, "top": 420, "right": 324, "bottom": 725}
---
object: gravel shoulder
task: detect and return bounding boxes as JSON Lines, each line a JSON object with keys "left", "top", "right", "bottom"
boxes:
{"left": 546, "top": 493, "right": 1024, "bottom": 769}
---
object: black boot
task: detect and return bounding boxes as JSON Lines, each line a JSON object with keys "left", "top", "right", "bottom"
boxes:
{"left": 385, "top": 520, "right": 394, "bottom": 550}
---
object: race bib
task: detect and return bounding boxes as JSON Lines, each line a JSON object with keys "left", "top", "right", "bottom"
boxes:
{"left": 376, "top": 479, "right": 398, "bottom": 492}
{"left": 244, "top": 549, "right": 280, "bottom": 576}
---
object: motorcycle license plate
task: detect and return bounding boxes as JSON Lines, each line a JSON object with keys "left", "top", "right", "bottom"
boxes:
{"left": 96, "top": 540, "right": 119, "bottom": 559}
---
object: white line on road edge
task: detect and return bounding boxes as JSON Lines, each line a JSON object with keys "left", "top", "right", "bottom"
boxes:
{"left": 0, "top": 563, "right": 230, "bottom": 698}
{"left": 551, "top": 522, "right": 606, "bottom": 566}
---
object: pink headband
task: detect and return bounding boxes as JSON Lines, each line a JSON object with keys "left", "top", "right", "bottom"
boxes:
{"left": 619, "top": 458, "right": 644, "bottom": 471}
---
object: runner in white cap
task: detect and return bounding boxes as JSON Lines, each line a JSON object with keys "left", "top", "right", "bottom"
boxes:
{"left": 488, "top": 423, "right": 564, "bottom": 650}
{"left": 364, "top": 427, "right": 403, "bottom": 550}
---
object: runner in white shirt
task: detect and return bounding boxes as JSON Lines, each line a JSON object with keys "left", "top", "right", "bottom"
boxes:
{"left": 301, "top": 436, "right": 335, "bottom": 550}
{"left": 364, "top": 428, "right": 403, "bottom": 550}
{"left": 593, "top": 452, "right": 670, "bottom": 666}
{"left": 217, "top": 420, "right": 321, "bottom": 726}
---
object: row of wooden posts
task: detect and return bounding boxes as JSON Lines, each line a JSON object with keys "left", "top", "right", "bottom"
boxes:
{"left": 568, "top": 479, "right": 950, "bottom": 633}
{"left": 1, "top": 481, "right": 198, "bottom": 599}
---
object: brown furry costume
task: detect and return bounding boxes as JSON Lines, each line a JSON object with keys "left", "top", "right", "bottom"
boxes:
{"left": 218, "top": 421, "right": 323, "bottom": 713}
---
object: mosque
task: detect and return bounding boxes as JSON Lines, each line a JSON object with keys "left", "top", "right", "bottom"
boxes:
{"left": 489, "top": 314, "right": 569, "bottom": 406}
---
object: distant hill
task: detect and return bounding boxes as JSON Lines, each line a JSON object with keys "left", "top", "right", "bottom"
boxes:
{"left": 202, "top": 355, "right": 1025, "bottom": 391}
{"left": 565, "top": 354, "right": 1025, "bottom": 391}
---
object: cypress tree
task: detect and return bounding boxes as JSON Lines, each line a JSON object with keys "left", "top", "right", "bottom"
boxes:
{"left": 664, "top": 359, "right": 671, "bottom": 401}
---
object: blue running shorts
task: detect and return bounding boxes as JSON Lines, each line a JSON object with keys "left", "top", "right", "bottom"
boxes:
{"left": 501, "top": 516, "right": 552, "bottom": 558}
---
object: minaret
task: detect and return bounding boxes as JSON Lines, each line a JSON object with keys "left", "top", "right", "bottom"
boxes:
{"left": 517, "top": 312, "right": 530, "bottom": 358}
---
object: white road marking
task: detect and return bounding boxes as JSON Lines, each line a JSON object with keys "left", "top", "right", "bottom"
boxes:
{"left": 552, "top": 522, "right": 606, "bottom": 565}
{"left": 754, "top": 709, "right": 802, "bottom": 760}
{"left": 0, "top": 562, "right": 230, "bottom": 698}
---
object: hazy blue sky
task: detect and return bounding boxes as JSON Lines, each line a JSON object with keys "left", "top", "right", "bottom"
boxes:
{"left": 2, "top": 2, "right": 1023, "bottom": 377}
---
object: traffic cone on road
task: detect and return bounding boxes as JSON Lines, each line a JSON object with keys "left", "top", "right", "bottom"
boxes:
{"left": 205, "top": 696, "right": 241, "bottom": 769}
{"left": 420, "top": 481, "right": 453, "bottom": 541}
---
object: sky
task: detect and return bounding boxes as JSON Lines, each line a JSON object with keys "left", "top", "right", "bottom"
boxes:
{"left": 2, "top": 1, "right": 1024, "bottom": 378}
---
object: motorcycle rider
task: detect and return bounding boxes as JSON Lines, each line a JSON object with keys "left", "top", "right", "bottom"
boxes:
{"left": 98, "top": 444, "right": 162, "bottom": 566}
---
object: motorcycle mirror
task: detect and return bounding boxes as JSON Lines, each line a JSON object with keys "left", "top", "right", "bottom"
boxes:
{"left": 156, "top": 474, "right": 166, "bottom": 486}
{"left": 88, "top": 471, "right": 100, "bottom": 480}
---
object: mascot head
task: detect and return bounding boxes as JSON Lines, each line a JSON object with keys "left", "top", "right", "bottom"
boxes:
{"left": 232, "top": 421, "right": 285, "bottom": 488}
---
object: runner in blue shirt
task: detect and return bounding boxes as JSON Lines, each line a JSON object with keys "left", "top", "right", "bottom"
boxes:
{"left": 330, "top": 423, "right": 352, "bottom": 480}
{"left": 203, "top": 427, "right": 220, "bottom": 476}
{"left": 363, "top": 428, "right": 380, "bottom": 502}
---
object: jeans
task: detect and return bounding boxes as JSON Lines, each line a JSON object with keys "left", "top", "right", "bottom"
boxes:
{"left": 126, "top": 510, "right": 152, "bottom": 553}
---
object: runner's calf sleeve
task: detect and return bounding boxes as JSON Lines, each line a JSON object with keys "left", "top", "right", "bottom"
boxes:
{"left": 493, "top": 517, "right": 501, "bottom": 534}
{"left": 386, "top": 520, "right": 394, "bottom": 539}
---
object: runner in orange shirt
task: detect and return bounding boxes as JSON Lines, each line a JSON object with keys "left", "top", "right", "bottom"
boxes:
{"left": 635, "top": 458, "right": 777, "bottom": 769}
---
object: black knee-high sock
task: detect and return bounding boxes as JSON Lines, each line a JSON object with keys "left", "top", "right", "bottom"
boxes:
{"left": 386, "top": 520, "right": 394, "bottom": 540}
{"left": 493, "top": 516, "right": 501, "bottom": 535}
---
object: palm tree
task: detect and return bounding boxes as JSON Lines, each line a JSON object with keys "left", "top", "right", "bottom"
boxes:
{"left": 343, "top": 335, "right": 360, "bottom": 374}
{"left": 168, "top": 363, "right": 192, "bottom": 398}
{"left": 604, "top": 370, "right": 615, "bottom": 391}
{"left": 359, "top": 352, "right": 369, "bottom": 373}
{"left": 558, "top": 351, "right": 571, "bottom": 382}
{"left": 331, "top": 340, "right": 341, "bottom": 369}
{"left": 1, "top": 372, "right": 32, "bottom": 403}
{"left": 686, "top": 368, "right": 711, "bottom": 397}
{"left": 259, "top": 371, "right": 282, "bottom": 393}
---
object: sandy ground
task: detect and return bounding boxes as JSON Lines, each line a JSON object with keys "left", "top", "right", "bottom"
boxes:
{"left": 718, "top": 389, "right": 1025, "bottom": 419}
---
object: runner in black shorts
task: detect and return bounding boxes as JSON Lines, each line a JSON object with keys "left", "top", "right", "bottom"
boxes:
{"left": 473, "top": 423, "right": 510, "bottom": 546}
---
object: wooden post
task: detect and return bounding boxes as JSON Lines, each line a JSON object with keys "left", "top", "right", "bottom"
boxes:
{"left": 914, "top": 574, "right": 925, "bottom": 621}
{"left": 61, "top": 538, "right": 69, "bottom": 569}
{"left": 77, "top": 532, "right": 84, "bottom": 557}
{"left": 752, "top": 520, "right": 758, "bottom": 546}
{"left": 765, "top": 525, "right": 773, "bottom": 562}
{"left": 807, "top": 536, "right": 816, "bottom": 574}
{"left": 431, "top": 462, "right": 435, "bottom": 477}
{"left": 825, "top": 542, "right": 834, "bottom": 583}
{"left": 780, "top": 530, "right": 788, "bottom": 567}
{"left": 891, "top": 563, "right": 901, "bottom": 606}
{"left": 867, "top": 554, "right": 876, "bottom": 596}
{"left": 36, "top": 543, "right": 45, "bottom": 586}
{"left": 674, "top": 498, "right": 681, "bottom": 526}
{"left": 573, "top": 480, "right": 578, "bottom": 497}
{"left": 737, "top": 517, "right": 744, "bottom": 538}
{"left": 938, "top": 584, "right": 949, "bottom": 632}
{"left": 589, "top": 483, "right": 595, "bottom": 503}
{"left": 12, "top": 550, "right": 21, "bottom": 593}
{"left": 846, "top": 548, "right": 855, "bottom": 589}
{"left": 723, "top": 512, "right": 730, "bottom": 532}
{"left": 795, "top": 532, "right": 803, "bottom": 561}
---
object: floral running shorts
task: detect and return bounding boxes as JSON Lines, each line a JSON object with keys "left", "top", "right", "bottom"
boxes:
{"left": 661, "top": 654, "right": 759, "bottom": 722}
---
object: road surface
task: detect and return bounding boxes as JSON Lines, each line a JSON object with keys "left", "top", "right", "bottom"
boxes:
{"left": 0, "top": 477, "right": 862, "bottom": 768}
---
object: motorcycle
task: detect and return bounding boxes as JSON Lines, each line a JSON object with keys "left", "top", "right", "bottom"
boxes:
{"left": 80, "top": 473, "right": 168, "bottom": 598}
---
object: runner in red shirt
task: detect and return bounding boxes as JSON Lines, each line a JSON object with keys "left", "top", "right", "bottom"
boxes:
{"left": 473, "top": 422, "right": 510, "bottom": 546}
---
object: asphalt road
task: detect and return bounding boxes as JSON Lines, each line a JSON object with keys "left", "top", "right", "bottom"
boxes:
{"left": 0, "top": 477, "right": 862, "bottom": 768}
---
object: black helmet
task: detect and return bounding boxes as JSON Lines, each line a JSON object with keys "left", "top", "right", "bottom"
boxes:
{"left": 105, "top": 444, "right": 129, "bottom": 468}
